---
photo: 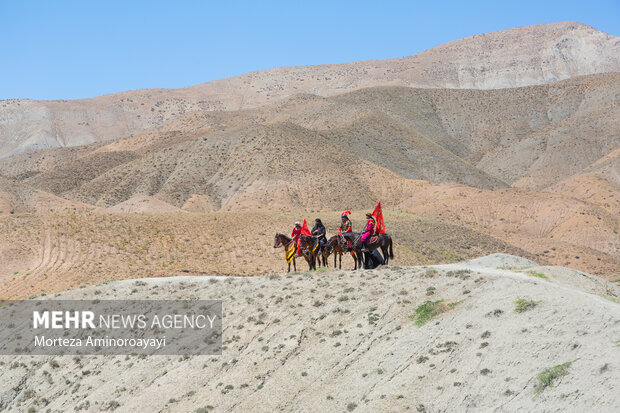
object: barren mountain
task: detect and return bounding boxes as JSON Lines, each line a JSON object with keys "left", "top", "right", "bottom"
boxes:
{"left": 1, "top": 19, "right": 618, "bottom": 413}
{"left": 1, "top": 22, "right": 617, "bottom": 158}
{"left": 1, "top": 73, "right": 617, "bottom": 279}
{"left": 1, "top": 74, "right": 617, "bottom": 212}
{"left": 1, "top": 255, "right": 618, "bottom": 412}
{"left": 546, "top": 148, "right": 620, "bottom": 215}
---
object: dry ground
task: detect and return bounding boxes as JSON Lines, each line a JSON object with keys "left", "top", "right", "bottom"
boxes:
{"left": 0, "top": 254, "right": 618, "bottom": 412}
{"left": 0, "top": 210, "right": 537, "bottom": 300}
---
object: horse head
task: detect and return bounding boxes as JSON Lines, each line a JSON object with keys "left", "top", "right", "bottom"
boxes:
{"left": 273, "top": 233, "right": 282, "bottom": 248}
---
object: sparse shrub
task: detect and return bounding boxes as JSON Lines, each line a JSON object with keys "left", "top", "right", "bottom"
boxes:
{"left": 527, "top": 271, "right": 548, "bottom": 280}
{"left": 347, "top": 402, "right": 357, "bottom": 411}
{"left": 410, "top": 300, "right": 444, "bottom": 327}
{"left": 416, "top": 356, "right": 428, "bottom": 364}
{"left": 448, "top": 300, "right": 463, "bottom": 308}
{"left": 107, "top": 400, "right": 120, "bottom": 410}
{"left": 514, "top": 297, "right": 538, "bottom": 313}
{"left": 534, "top": 360, "right": 575, "bottom": 394}
{"left": 486, "top": 309, "right": 503, "bottom": 317}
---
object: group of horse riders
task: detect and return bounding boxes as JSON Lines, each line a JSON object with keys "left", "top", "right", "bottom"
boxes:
{"left": 273, "top": 209, "right": 394, "bottom": 272}
{"left": 291, "top": 211, "right": 374, "bottom": 256}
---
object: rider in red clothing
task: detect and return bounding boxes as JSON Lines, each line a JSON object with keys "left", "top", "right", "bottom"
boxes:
{"left": 360, "top": 212, "right": 376, "bottom": 245}
{"left": 291, "top": 221, "right": 303, "bottom": 256}
{"left": 338, "top": 210, "right": 352, "bottom": 233}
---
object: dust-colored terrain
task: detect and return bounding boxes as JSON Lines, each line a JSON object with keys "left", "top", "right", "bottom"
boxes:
{"left": 0, "top": 73, "right": 618, "bottom": 282}
{"left": 0, "top": 255, "right": 618, "bottom": 412}
{"left": 0, "top": 21, "right": 619, "bottom": 412}
{"left": 1, "top": 22, "right": 617, "bottom": 159}
{"left": 0, "top": 210, "right": 539, "bottom": 300}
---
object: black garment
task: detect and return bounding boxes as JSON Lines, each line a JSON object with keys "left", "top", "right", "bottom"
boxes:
{"left": 312, "top": 224, "right": 327, "bottom": 245}
{"left": 364, "top": 249, "right": 385, "bottom": 269}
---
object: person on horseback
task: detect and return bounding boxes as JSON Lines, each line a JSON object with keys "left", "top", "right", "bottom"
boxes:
{"left": 291, "top": 221, "right": 303, "bottom": 257}
{"left": 338, "top": 210, "right": 352, "bottom": 233}
{"left": 311, "top": 218, "right": 327, "bottom": 247}
{"left": 337, "top": 210, "right": 354, "bottom": 252}
{"left": 360, "top": 212, "right": 376, "bottom": 250}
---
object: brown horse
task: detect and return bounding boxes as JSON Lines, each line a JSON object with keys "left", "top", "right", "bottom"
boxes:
{"left": 273, "top": 233, "right": 297, "bottom": 272}
{"left": 299, "top": 234, "right": 321, "bottom": 271}
{"left": 328, "top": 234, "right": 358, "bottom": 270}
{"left": 318, "top": 241, "right": 336, "bottom": 268}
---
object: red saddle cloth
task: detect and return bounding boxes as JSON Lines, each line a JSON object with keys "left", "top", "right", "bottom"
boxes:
{"left": 369, "top": 235, "right": 378, "bottom": 243}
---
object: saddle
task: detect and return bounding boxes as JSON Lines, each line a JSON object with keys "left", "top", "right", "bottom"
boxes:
{"left": 338, "top": 234, "right": 352, "bottom": 251}
{"left": 368, "top": 235, "right": 378, "bottom": 244}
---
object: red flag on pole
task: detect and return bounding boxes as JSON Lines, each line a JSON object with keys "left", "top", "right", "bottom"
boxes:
{"left": 372, "top": 202, "right": 385, "bottom": 234}
{"left": 301, "top": 219, "right": 312, "bottom": 236}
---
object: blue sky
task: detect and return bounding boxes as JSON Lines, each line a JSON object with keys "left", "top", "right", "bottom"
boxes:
{"left": 1, "top": 0, "right": 618, "bottom": 100}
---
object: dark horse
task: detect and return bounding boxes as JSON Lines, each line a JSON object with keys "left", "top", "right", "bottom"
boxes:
{"left": 318, "top": 240, "right": 331, "bottom": 268}
{"left": 273, "top": 233, "right": 297, "bottom": 272}
{"left": 299, "top": 234, "right": 321, "bottom": 271}
{"left": 341, "top": 232, "right": 394, "bottom": 269}
{"left": 328, "top": 234, "right": 358, "bottom": 270}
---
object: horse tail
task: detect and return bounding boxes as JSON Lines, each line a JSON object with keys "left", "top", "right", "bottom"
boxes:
{"left": 389, "top": 237, "right": 394, "bottom": 259}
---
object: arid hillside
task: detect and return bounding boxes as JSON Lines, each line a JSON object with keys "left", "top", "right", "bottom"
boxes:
{"left": 0, "top": 21, "right": 618, "bottom": 296}
{"left": 1, "top": 255, "right": 618, "bottom": 412}
{"left": 1, "top": 74, "right": 617, "bottom": 211}
{"left": 397, "top": 183, "right": 619, "bottom": 278}
{"left": 1, "top": 22, "right": 617, "bottom": 158}
{"left": 0, "top": 210, "right": 539, "bottom": 300}
{"left": 0, "top": 73, "right": 618, "bottom": 282}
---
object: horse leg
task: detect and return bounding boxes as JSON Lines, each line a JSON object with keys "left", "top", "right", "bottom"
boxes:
{"left": 381, "top": 246, "right": 388, "bottom": 265}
